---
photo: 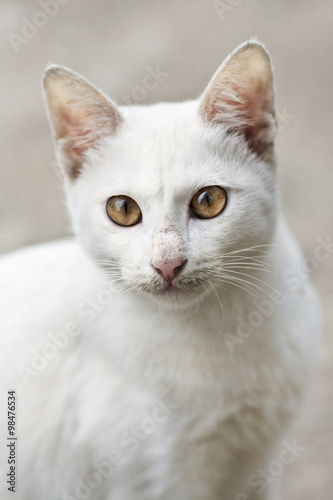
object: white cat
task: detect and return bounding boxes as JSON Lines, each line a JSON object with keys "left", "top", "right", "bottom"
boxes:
{"left": 0, "top": 41, "right": 320, "bottom": 500}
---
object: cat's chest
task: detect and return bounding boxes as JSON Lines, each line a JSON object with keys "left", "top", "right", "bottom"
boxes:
{"left": 91, "top": 294, "right": 234, "bottom": 382}
{"left": 85, "top": 293, "right": 278, "bottom": 410}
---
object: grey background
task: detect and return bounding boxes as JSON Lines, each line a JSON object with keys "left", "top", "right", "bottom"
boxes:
{"left": 1, "top": 0, "right": 332, "bottom": 498}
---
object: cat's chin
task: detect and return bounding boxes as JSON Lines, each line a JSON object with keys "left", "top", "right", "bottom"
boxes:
{"left": 141, "top": 283, "right": 209, "bottom": 310}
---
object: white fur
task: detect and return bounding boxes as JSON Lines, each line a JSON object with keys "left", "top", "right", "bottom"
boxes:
{"left": 0, "top": 42, "right": 320, "bottom": 500}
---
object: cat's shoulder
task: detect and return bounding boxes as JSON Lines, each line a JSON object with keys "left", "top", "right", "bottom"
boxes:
{"left": 0, "top": 238, "right": 102, "bottom": 319}
{"left": 0, "top": 237, "right": 80, "bottom": 266}
{"left": 0, "top": 238, "right": 90, "bottom": 280}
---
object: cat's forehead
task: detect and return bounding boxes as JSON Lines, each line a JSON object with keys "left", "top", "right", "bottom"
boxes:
{"left": 122, "top": 100, "right": 198, "bottom": 130}
{"left": 121, "top": 100, "right": 251, "bottom": 167}
{"left": 120, "top": 100, "right": 200, "bottom": 170}
{"left": 92, "top": 100, "right": 252, "bottom": 202}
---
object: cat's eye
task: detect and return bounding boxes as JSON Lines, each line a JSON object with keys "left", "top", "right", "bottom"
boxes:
{"left": 106, "top": 196, "right": 142, "bottom": 227}
{"left": 190, "top": 186, "right": 227, "bottom": 219}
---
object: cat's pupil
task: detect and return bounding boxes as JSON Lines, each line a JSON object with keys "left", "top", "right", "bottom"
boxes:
{"left": 123, "top": 200, "right": 128, "bottom": 214}
{"left": 198, "top": 191, "right": 210, "bottom": 206}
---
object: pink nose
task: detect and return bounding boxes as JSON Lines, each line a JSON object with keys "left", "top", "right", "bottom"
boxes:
{"left": 152, "top": 259, "right": 187, "bottom": 283}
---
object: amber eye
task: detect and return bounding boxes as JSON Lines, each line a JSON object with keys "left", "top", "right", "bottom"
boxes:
{"left": 106, "top": 196, "right": 142, "bottom": 227}
{"left": 190, "top": 186, "right": 227, "bottom": 219}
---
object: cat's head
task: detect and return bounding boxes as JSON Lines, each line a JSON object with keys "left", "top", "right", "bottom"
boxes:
{"left": 43, "top": 40, "right": 277, "bottom": 308}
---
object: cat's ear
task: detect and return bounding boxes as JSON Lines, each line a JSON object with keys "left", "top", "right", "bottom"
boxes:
{"left": 199, "top": 40, "right": 276, "bottom": 160}
{"left": 43, "top": 65, "right": 123, "bottom": 179}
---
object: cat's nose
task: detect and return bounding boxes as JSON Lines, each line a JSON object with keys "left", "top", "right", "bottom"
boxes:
{"left": 152, "top": 259, "right": 187, "bottom": 283}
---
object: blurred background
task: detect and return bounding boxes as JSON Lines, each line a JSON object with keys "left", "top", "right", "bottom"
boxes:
{"left": 0, "top": 0, "right": 332, "bottom": 498}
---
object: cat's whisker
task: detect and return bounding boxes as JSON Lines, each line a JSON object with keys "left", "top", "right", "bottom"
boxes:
{"left": 115, "top": 282, "right": 135, "bottom": 297}
{"left": 216, "top": 272, "right": 273, "bottom": 299}
{"left": 200, "top": 259, "right": 273, "bottom": 274}
{"left": 223, "top": 254, "right": 270, "bottom": 262}
{"left": 206, "top": 251, "right": 278, "bottom": 272}
{"left": 214, "top": 268, "right": 278, "bottom": 294}
{"left": 210, "top": 273, "right": 264, "bottom": 301}
{"left": 221, "top": 263, "right": 273, "bottom": 273}
{"left": 224, "top": 255, "right": 273, "bottom": 267}
{"left": 223, "top": 243, "right": 276, "bottom": 255}
{"left": 101, "top": 277, "right": 123, "bottom": 284}
{"left": 216, "top": 279, "right": 262, "bottom": 301}
{"left": 211, "top": 275, "right": 259, "bottom": 300}
{"left": 94, "top": 263, "right": 121, "bottom": 269}
{"left": 206, "top": 279, "right": 225, "bottom": 321}
{"left": 224, "top": 256, "right": 278, "bottom": 272}
{"left": 93, "top": 258, "right": 119, "bottom": 264}
{"left": 205, "top": 273, "right": 231, "bottom": 296}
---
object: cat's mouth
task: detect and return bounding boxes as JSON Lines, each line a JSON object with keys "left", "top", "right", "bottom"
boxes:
{"left": 116, "top": 267, "right": 208, "bottom": 306}
{"left": 163, "top": 283, "right": 181, "bottom": 295}
{"left": 145, "top": 276, "right": 208, "bottom": 306}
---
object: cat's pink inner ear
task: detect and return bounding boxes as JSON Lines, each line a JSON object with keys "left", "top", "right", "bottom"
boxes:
{"left": 44, "top": 67, "right": 123, "bottom": 179}
{"left": 200, "top": 42, "right": 276, "bottom": 159}
{"left": 55, "top": 105, "right": 99, "bottom": 178}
